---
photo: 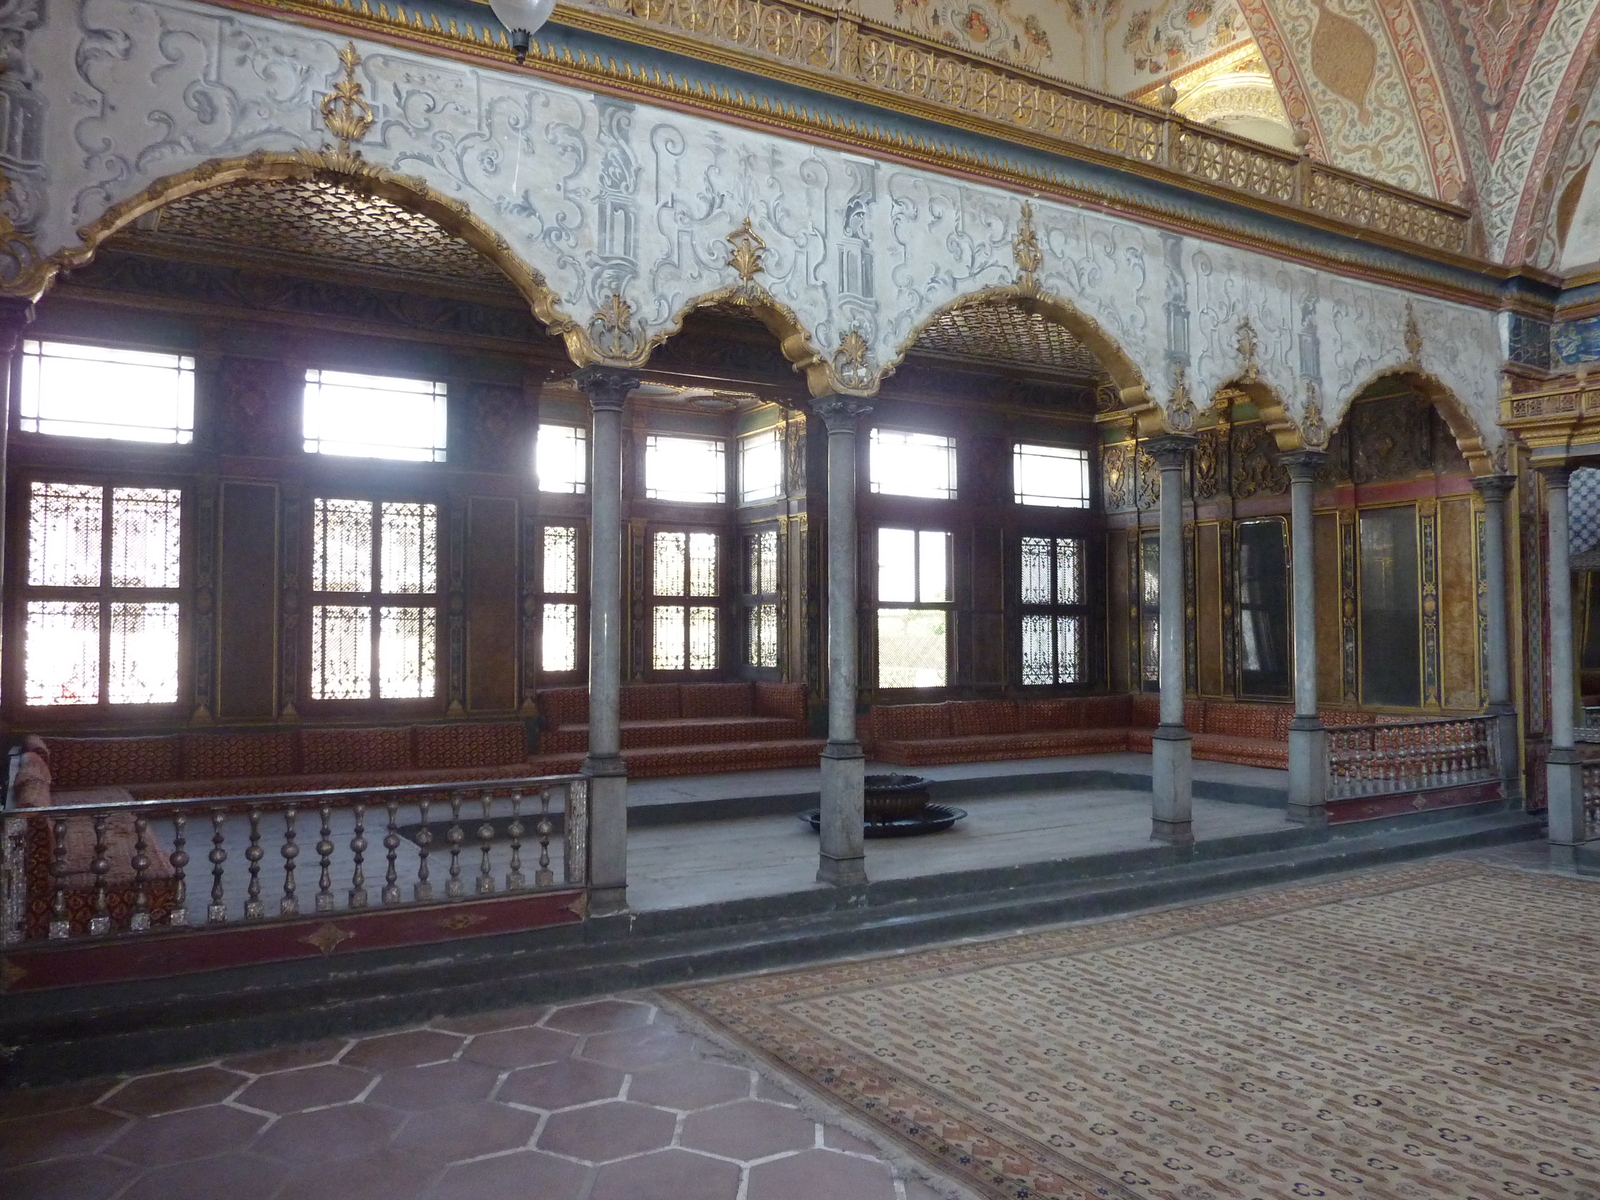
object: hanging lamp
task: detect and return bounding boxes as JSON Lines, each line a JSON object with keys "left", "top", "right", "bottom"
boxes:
{"left": 489, "top": 0, "right": 557, "bottom": 63}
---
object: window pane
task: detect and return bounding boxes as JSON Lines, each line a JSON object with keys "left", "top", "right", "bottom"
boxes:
{"left": 688, "top": 606, "right": 717, "bottom": 669}
{"left": 878, "top": 528, "right": 917, "bottom": 602}
{"left": 311, "top": 604, "right": 371, "bottom": 699}
{"left": 536, "top": 424, "right": 587, "bottom": 494}
{"left": 877, "top": 608, "right": 947, "bottom": 688}
{"left": 918, "top": 531, "right": 949, "bottom": 603}
{"left": 758, "top": 531, "right": 779, "bottom": 593}
{"left": 1057, "top": 614, "right": 1082, "bottom": 683}
{"left": 654, "top": 531, "right": 687, "bottom": 597}
{"left": 1021, "top": 537, "right": 1052, "bottom": 605}
{"left": 1056, "top": 538, "right": 1083, "bottom": 605}
{"left": 739, "top": 428, "right": 783, "bottom": 503}
{"left": 380, "top": 502, "right": 437, "bottom": 595}
{"left": 869, "top": 429, "right": 956, "bottom": 500}
{"left": 544, "top": 526, "right": 578, "bottom": 594}
{"left": 108, "top": 601, "right": 180, "bottom": 704}
{"left": 30, "top": 482, "right": 103, "bottom": 587}
{"left": 1021, "top": 613, "right": 1053, "bottom": 685}
{"left": 21, "top": 340, "right": 195, "bottom": 444}
{"left": 110, "top": 488, "right": 182, "bottom": 589}
{"left": 25, "top": 600, "right": 100, "bottom": 705}
{"left": 653, "top": 605, "right": 685, "bottom": 670}
{"left": 378, "top": 606, "right": 436, "bottom": 698}
{"left": 313, "top": 499, "right": 373, "bottom": 593}
{"left": 645, "top": 435, "right": 725, "bottom": 503}
{"left": 1013, "top": 443, "right": 1090, "bottom": 508}
{"left": 1141, "top": 614, "right": 1160, "bottom": 685}
{"left": 542, "top": 602, "right": 577, "bottom": 672}
{"left": 748, "top": 603, "right": 778, "bottom": 668}
{"left": 303, "top": 368, "right": 447, "bottom": 462}
{"left": 1141, "top": 535, "right": 1160, "bottom": 608}
{"left": 1359, "top": 505, "right": 1422, "bottom": 708}
{"left": 688, "top": 532, "right": 717, "bottom": 597}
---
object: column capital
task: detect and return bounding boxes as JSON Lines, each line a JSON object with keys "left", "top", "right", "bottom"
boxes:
{"left": 1280, "top": 449, "right": 1327, "bottom": 482}
{"left": 570, "top": 366, "right": 640, "bottom": 412}
{"left": 0, "top": 298, "right": 34, "bottom": 354}
{"left": 1470, "top": 473, "right": 1517, "bottom": 502}
{"left": 1144, "top": 432, "right": 1197, "bottom": 469}
{"left": 1538, "top": 463, "right": 1575, "bottom": 489}
{"left": 811, "top": 394, "right": 872, "bottom": 433}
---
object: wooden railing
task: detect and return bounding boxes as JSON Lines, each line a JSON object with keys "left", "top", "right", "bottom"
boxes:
{"left": 1, "top": 774, "right": 587, "bottom": 945}
{"left": 1327, "top": 716, "right": 1500, "bottom": 801}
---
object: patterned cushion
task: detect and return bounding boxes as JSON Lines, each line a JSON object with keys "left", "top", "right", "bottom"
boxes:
{"left": 414, "top": 722, "right": 527, "bottom": 770}
{"left": 1203, "top": 703, "right": 1285, "bottom": 741}
{"left": 1128, "top": 695, "right": 1161, "bottom": 729}
{"left": 299, "top": 727, "right": 415, "bottom": 775}
{"left": 872, "top": 703, "right": 951, "bottom": 741}
{"left": 754, "top": 682, "right": 807, "bottom": 722}
{"left": 181, "top": 732, "right": 296, "bottom": 781}
{"left": 620, "top": 685, "right": 681, "bottom": 721}
{"left": 46, "top": 736, "right": 180, "bottom": 788}
{"left": 1018, "top": 699, "right": 1085, "bottom": 732}
{"left": 1191, "top": 733, "right": 1289, "bottom": 770}
{"left": 1078, "top": 695, "right": 1133, "bottom": 728}
{"left": 538, "top": 688, "right": 591, "bottom": 729}
{"left": 1184, "top": 698, "right": 1207, "bottom": 729}
{"left": 948, "top": 700, "right": 1019, "bottom": 736}
{"left": 680, "top": 683, "right": 754, "bottom": 719}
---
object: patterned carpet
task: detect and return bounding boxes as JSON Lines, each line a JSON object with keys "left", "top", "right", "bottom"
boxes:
{"left": 666, "top": 862, "right": 1600, "bottom": 1200}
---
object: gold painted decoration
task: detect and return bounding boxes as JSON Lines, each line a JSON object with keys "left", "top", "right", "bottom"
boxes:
{"left": 1012, "top": 201, "right": 1042, "bottom": 294}
{"left": 299, "top": 921, "right": 356, "bottom": 955}
{"left": 1234, "top": 317, "right": 1260, "bottom": 384}
{"left": 1165, "top": 364, "right": 1198, "bottom": 434}
{"left": 0, "top": 60, "right": 42, "bottom": 293}
{"left": 832, "top": 327, "right": 874, "bottom": 392}
{"left": 727, "top": 217, "right": 767, "bottom": 287}
{"left": 320, "top": 42, "right": 375, "bottom": 154}
{"left": 1301, "top": 384, "right": 1329, "bottom": 449}
{"left": 1404, "top": 301, "right": 1423, "bottom": 362}
{"left": 588, "top": 292, "right": 642, "bottom": 361}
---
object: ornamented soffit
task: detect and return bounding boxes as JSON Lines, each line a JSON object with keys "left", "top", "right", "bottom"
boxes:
{"left": 910, "top": 298, "right": 1111, "bottom": 383}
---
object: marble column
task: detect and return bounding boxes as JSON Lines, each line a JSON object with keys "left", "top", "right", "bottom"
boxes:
{"left": 1543, "top": 466, "right": 1588, "bottom": 857}
{"left": 1282, "top": 450, "right": 1327, "bottom": 824}
{"left": 572, "top": 366, "right": 639, "bottom": 915}
{"left": 1471, "top": 474, "right": 1521, "bottom": 802}
{"left": 1146, "top": 434, "right": 1196, "bottom": 844}
{"left": 813, "top": 395, "right": 870, "bottom": 886}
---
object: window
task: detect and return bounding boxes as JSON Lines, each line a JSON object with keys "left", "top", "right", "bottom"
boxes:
{"left": 870, "top": 429, "right": 956, "bottom": 500}
{"left": 653, "top": 531, "right": 718, "bottom": 670}
{"left": 645, "top": 435, "right": 725, "bottom": 504}
{"left": 739, "top": 428, "right": 784, "bottom": 504}
{"left": 24, "top": 482, "right": 182, "bottom": 705}
{"left": 303, "top": 369, "right": 447, "bottom": 462}
{"left": 310, "top": 499, "right": 438, "bottom": 700}
{"left": 1236, "top": 518, "right": 1290, "bottom": 698}
{"left": 21, "top": 341, "right": 194, "bottom": 444}
{"left": 743, "top": 529, "right": 780, "bottom": 668}
{"left": 877, "top": 527, "right": 950, "bottom": 688}
{"left": 1139, "top": 532, "right": 1160, "bottom": 689}
{"left": 1020, "top": 536, "right": 1086, "bottom": 685}
{"left": 541, "top": 525, "right": 581, "bottom": 673}
{"left": 1358, "top": 505, "right": 1421, "bottom": 707}
{"left": 537, "top": 423, "right": 587, "bottom": 494}
{"left": 1014, "top": 443, "right": 1090, "bottom": 508}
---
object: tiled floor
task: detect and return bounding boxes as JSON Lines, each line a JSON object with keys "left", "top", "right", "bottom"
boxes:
{"left": 0, "top": 998, "right": 954, "bottom": 1200}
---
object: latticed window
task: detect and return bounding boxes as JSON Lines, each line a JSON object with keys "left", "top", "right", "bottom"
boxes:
{"left": 1020, "top": 536, "right": 1085, "bottom": 685}
{"left": 21, "top": 341, "right": 194, "bottom": 444}
{"left": 310, "top": 499, "right": 438, "bottom": 700}
{"left": 303, "top": 369, "right": 447, "bottom": 462}
{"left": 24, "top": 482, "right": 182, "bottom": 706}
{"left": 541, "top": 524, "right": 581, "bottom": 673}
{"left": 652, "top": 531, "right": 718, "bottom": 671}
{"left": 743, "top": 528, "right": 780, "bottom": 669}
{"left": 869, "top": 429, "right": 956, "bottom": 500}
{"left": 739, "top": 427, "right": 783, "bottom": 504}
{"left": 877, "top": 527, "right": 950, "bottom": 688}
{"left": 1014, "top": 443, "right": 1090, "bottom": 508}
{"left": 1140, "top": 532, "right": 1160, "bottom": 689}
{"left": 536, "top": 423, "right": 587, "bottom": 494}
{"left": 645, "top": 435, "right": 726, "bottom": 504}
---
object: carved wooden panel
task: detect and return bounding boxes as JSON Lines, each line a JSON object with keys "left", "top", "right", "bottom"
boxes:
{"left": 467, "top": 383, "right": 526, "bottom": 473}
{"left": 1107, "top": 529, "right": 1130, "bottom": 694}
{"left": 1419, "top": 500, "right": 1440, "bottom": 708}
{"left": 1135, "top": 448, "right": 1159, "bottom": 510}
{"left": 217, "top": 482, "right": 278, "bottom": 722}
{"left": 1437, "top": 497, "right": 1479, "bottom": 711}
{"left": 1195, "top": 522, "right": 1224, "bottom": 696}
{"left": 1339, "top": 509, "right": 1358, "bottom": 703}
{"left": 215, "top": 356, "right": 291, "bottom": 458}
{"left": 1349, "top": 395, "right": 1432, "bottom": 485}
{"left": 1313, "top": 511, "right": 1341, "bottom": 705}
{"left": 192, "top": 481, "right": 217, "bottom": 724}
{"left": 1192, "top": 426, "right": 1226, "bottom": 502}
{"left": 1102, "top": 442, "right": 1132, "bottom": 511}
{"left": 465, "top": 497, "right": 518, "bottom": 713}
{"left": 1228, "top": 421, "right": 1288, "bottom": 499}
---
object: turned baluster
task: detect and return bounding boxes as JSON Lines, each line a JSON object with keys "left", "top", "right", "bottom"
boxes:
{"left": 476, "top": 793, "right": 496, "bottom": 895}
{"left": 48, "top": 816, "right": 70, "bottom": 939}
{"left": 414, "top": 799, "right": 434, "bottom": 902}
{"left": 208, "top": 810, "right": 229, "bottom": 923}
{"left": 130, "top": 814, "right": 151, "bottom": 932}
{"left": 349, "top": 803, "right": 369, "bottom": 909}
{"left": 168, "top": 812, "right": 189, "bottom": 927}
{"left": 88, "top": 813, "right": 112, "bottom": 936}
{"left": 315, "top": 805, "right": 335, "bottom": 913}
{"left": 535, "top": 786, "right": 554, "bottom": 887}
{"left": 446, "top": 793, "right": 465, "bottom": 899}
{"left": 279, "top": 807, "right": 300, "bottom": 916}
{"left": 506, "top": 791, "right": 525, "bottom": 890}
{"left": 382, "top": 800, "right": 401, "bottom": 905}
{"left": 244, "top": 808, "right": 265, "bottom": 919}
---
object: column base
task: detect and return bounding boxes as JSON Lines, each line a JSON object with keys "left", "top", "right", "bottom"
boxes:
{"left": 1150, "top": 725, "right": 1193, "bottom": 845}
{"left": 1546, "top": 746, "right": 1589, "bottom": 847}
{"left": 1286, "top": 719, "right": 1328, "bottom": 826}
{"left": 818, "top": 741, "right": 867, "bottom": 886}
{"left": 583, "top": 754, "right": 628, "bottom": 910}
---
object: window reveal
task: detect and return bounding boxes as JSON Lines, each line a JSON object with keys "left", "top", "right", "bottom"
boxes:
{"left": 739, "top": 427, "right": 784, "bottom": 504}
{"left": 877, "top": 527, "right": 951, "bottom": 688}
{"left": 1020, "top": 536, "right": 1085, "bottom": 685}
{"left": 653, "top": 531, "right": 718, "bottom": 671}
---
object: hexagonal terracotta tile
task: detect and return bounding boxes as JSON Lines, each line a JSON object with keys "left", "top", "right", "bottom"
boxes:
{"left": 116, "top": 1150, "right": 288, "bottom": 1200}
{"left": 627, "top": 1061, "right": 753, "bottom": 1111}
{"left": 365, "top": 1061, "right": 500, "bottom": 1112}
{"left": 221, "top": 1039, "right": 349, "bottom": 1076}
{"left": 580, "top": 1024, "right": 698, "bottom": 1072}
{"left": 104, "top": 1102, "right": 267, "bottom": 1166}
{"left": 681, "top": 1099, "right": 815, "bottom": 1162}
{"left": 428, "top": 1006, "right": 550, "bottom": 1036}
{"left": 458, "top": 1026, "right": 578, "bottom": 1070}
{"left": 0, "top": 1079, "right": 116, "bottom": 1122}
{"left": 542, "top": 999, "right": 655, "bottom": 1035}
{"left": 271, "top": 1146, "right": 441, "bottom": 1200}
{"left": 746, "top": 1149, "right": 899, "bottom": 1199}
{"left": 234, "top": 1064, "right": 373, "bottom": 1114}
{"left": 391, "top": 1100, "right": 540, "bottom": 1163}
{"left": 341, "top": 1029, "right": 465, "bottom": 1071}
{"left": 588, "top": 1148, "right": 741, "bottom": 1200}
{"left": 497, "top": 1058, "right": 626, "bottom": 1111}
{"left": 0, "top": 1153, "right": 140, "bottom": 1200}
{"left": 537, "top": 1100, "right": 676, "bottom": 1162}
{"left": 101, "top": 1066, "right": 246, "bottom": 1117}
{"left": 251, "top": 1102, "right": 404, "bottom": 1163}
{"left": 429, "top": 1149, "right": 589, "bottom": 1200}
{"left": 0, "top": 1107, "right": 130, "bottom": 1168}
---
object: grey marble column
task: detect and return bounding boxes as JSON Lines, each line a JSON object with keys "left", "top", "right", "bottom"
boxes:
{"left": 1471, "top": 474, "right": 1521, "bottom": 802}
{"left": 1146, "top": 433, "right": 1196, "bottom": 844}
{"left": 813, "top": 395, "right": 871, "bottom": 886}
{"left": 1282, "top": 450, "right": 1327, "bottom": 824}
{"left": 1543, "top": 466, "right": 1588, "bottom": 855}
{"left": 572, "top": 366, "right": 639, "bottom": 915}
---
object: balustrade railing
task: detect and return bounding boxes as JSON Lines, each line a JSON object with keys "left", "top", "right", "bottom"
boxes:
{"left": 1, "top": 774, "right": 588, "bottom": 946}
{"left": 1582, "top": 761, "right": 1600, "bottom": 841}
{"left": 1326, "top": 715, "right": 1500, "bottom": 801}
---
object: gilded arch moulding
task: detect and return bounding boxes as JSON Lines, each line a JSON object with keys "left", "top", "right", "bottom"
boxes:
{"left": 1335, "top": 366, "right": 1495, "bottom": 476}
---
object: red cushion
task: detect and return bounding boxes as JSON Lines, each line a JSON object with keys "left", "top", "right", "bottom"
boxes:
{"left": 680, "top": 682, "right": 753, "bottom": 718}
{"left": 300, "top": 727, "right": 415, "bottom": 775}
{"left": 1128, "top": 695, "right": 1160, "bottom": 729}
{"left": 754, "top": 682, "right": 807, "bottom": 722}
{"left": 948, "top": 700, "right": 1019, "bottom": 736}
{"left": 182, "top": 732, "right": 296, "bottom": 780}
{"left": 872, "top": 703, "right": 951, "bottom": 741}
{"left": 45, "top": 736, "right": 179, "bottom": 788}
{"left": 620, "top": 685, "right": 681, "bottom": 721}
{"left": 1203, "top": 702, "right": 1285, "bottom": 741}
{"left": 538, "top": 688, "right": 590, "bottom": 729}
{"left": 414, "top": 722, "right": 527, "bottom": 769}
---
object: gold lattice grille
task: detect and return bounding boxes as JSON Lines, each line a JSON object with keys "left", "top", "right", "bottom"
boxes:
{"left": 913, "top": 299, "right": 1108, "bottom": 380}
{"left": 128, "top": 178, "right": 511, "bottom": 289}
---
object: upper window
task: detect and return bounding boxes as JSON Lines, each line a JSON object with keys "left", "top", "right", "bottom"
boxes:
{"left": 20, "top": 341, "right": 194, "bottom": 444}
{"left": 645, "top": 435, "right": 725, "bottom": 504}
{"left": 739, "top": 428, "right": 784, "bottom": 504}
{"left": 1014, "top": 443, "right": 1090, "bottom": 508}
{"left": 870, "top": 430, "right": 956, "bottom": 500}
{"left": 303, "top": 369, "right": 447, "bottom": 463}
{"left": 537, "top": 423, "right": 587, "bottom": 495}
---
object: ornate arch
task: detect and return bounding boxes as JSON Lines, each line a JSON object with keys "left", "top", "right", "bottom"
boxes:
{"left": 1336, "top": 368, "right": 1494, "bottom": 476}
{"left": 1207, "top": 377, "right": 1312, "bottom": 452}
{"left": 637, "top": 282, "right": 831, "bottom": 396}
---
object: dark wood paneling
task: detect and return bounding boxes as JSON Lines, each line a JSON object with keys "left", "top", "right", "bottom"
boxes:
{"left": 1196, "top": 522, "right": 1223, "bottom": 696}
{"left": 1438, "top": 496, "right": 1478, "bottom": 710}
{"left": 217, "top": 482, "right": 279, "bottom": 721}
{"left": 1314, "top": 511, "right": 1341, "bottom": 705}
{"left": 466, "top": 496, "right": 519, "bottom": 712}
{"left": 1107, "top": 530, "right": 1130, "bottom": 693}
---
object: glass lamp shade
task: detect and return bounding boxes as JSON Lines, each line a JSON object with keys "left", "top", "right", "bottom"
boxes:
{"left": 489, "top": 0, "right": 556, "bottom": 60}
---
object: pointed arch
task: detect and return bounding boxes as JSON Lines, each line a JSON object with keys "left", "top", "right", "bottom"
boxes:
{"left": 1336, "top": 368, "right": 1494, "bottom": 475}
{"left": 644, "top": 285, "right": 831, "bottom": 396}
{"left": 1208, "top": 377, "right": 1306, "bottom": 452}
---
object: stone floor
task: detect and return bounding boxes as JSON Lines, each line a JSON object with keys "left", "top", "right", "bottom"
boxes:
{"left": 0, "top": 997, "right": 953, "bottom": 1200}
